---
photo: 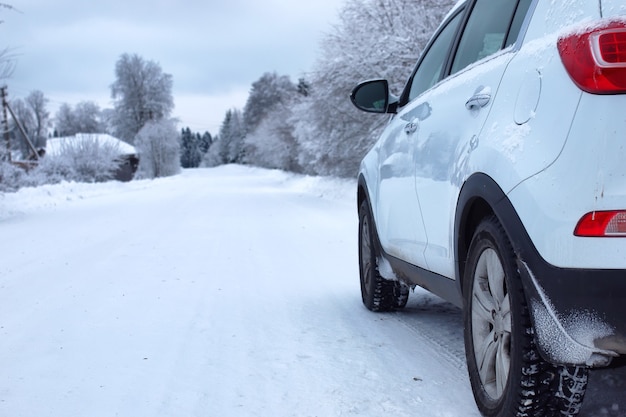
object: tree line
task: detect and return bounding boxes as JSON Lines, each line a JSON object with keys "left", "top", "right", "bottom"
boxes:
{"left": 1, "top": 0, "right": 454, "bottom": 191}
{"left": 204, "top": 0, "right": 454, "bottom": 177}
{"left": 1, "top": 52, "right": 185, "bottom": 189}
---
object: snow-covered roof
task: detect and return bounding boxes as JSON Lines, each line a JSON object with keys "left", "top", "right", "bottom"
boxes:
{"left": 46, "top": 134, "right": 136, "bottom": 156}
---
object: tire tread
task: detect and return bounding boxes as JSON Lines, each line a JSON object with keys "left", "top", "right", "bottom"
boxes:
{"left": 465, "top": 216, "right": 588, "bottom": 417}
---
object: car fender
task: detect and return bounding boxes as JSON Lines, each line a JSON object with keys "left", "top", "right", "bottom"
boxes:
{"left": 455, "top": 173, "right": 619, "bottom": 366}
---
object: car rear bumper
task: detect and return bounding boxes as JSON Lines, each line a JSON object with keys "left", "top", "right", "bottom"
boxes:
{"left": 478, "top": 176, "right": 626, "bottom": 368}
{"left": 518, "top": 257, "right": 626, "bottom": 367}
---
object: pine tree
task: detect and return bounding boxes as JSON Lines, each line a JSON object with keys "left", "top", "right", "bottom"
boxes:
{"left": 180, "top": 127, "right": 203, "bottom": 168}
{"left": 199, "top": 131, "right": 212, "bottom": 154}
{"left": 297, "top": 78, "right": 310, "bottom": 97}
{"left": 201, "top": 109, "right": 244, "bottom": 167}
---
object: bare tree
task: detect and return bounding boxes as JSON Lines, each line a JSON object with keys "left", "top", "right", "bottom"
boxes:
{"left": 0, "top": 3, "right": 16, "bottom": 27}
{"left": 0, "top": 48, "right": 14, "bottom": 81}
{"left": 24, "top": 90, "right": 49, "bottom": 147}
{"left": 6, "top": 91, "right": 49, "bottom": 158}
{"left": 0, "top": 4, "right": 17, "bottom": 81}
{"left": 7, "top": 97, "right": 33, "bottom": 157}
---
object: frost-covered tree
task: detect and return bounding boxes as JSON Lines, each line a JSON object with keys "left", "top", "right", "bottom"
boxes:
{"left": 0, "top": 159, "right": 27, "bottom": 192}
{"left": 41, "top": 135, "right": 122, "bottom": 183}
{"left": 9, "top": 98, "right": 33, "bottom": 133}
{"left": 203, "top": 109, "right": 245, "bottom": 167}
{"left": 54, "top": 103, "right": 73, "bottom": 137}
{"left": 293, "top": 0, "right": 455, "bottom": 177}
{"left": 99, "top": 108, "right": 116, "bottom": 135}
{"left": 6, "top": 98, "right": 31, "bottom": 158}
{"left": 134, "top": 118, "right": 180, "bottom": 178}
{"left": 244, "top": 102, "right": 301, "bottom": 172}
{"left": 201, "top": 139, "right": 221, "bottom": 167}
{"left": 55, "top": 101, "right": 103, "bottom": 137}
{"left": 1, "top": 134, "right": 127, "bottom": 190}
{"left": 8, "top": 90, "right": 49, "bottom": 156}
{"left": 240, "top": 72, "right": 303, "bottom": 170}
{"left": 225, "top": 110, "right": 245, "bottom": 164}
{"left": 243, "top": 72, "right": 297, "bottom": 133}
{"left": 110, "top": 53, "right": 174, "bottom": 144}
{"left": 24, "top": 90, "right": 49, "bottom": 148}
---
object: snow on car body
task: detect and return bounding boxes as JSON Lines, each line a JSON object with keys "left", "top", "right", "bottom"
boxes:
{"left": 350, "top": 1, "right": 626, "bottom": 416}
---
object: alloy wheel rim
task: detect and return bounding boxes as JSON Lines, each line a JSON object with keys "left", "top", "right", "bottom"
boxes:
{"left": 471, "top": 248, "right": 512, "bottom": 400}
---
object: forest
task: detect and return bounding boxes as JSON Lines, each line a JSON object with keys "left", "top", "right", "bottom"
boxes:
{"left": 0, "top": 0, "right": 455, "bottom": 191}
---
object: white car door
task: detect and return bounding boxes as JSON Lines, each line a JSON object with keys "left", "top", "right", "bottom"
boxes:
{"left": 374, "top": 8, "right": 466, "bottom": 268}
{"left": 414, "top": 0, "right": 533, "bottom": 278}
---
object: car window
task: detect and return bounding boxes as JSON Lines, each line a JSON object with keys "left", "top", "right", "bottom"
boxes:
{"left": 407, "top": 11, "right": 464, "bottom": 102}
{"left": 450, "top": 0, "right": 522, "bottom": 75}
{"left": 505, "top": 0, "right": 534, "bottom": 47}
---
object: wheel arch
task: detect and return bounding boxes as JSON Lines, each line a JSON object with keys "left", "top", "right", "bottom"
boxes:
{"left": 357, "top": 173, "right": 383, "bottom": 257}
{"left": 357, "top": 174, "right": 369, "bottom": 212}
{"left": 358, "top": 173, "right": 393, "bottom": 257}
{"left": 454, "top": 173, "right": 513, "bottom": 302}
{"left": 453, "top": 174, "right": 617, "bottom": 366}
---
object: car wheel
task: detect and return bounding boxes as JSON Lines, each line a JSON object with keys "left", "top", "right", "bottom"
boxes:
{"left": 358, "top": 200, "right": 409, "bottom": 311}
{"left": 464, "top": 216, "right": 588, "bottom": 417}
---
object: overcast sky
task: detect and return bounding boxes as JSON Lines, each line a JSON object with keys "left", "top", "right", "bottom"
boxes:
{"left": 2, "top": 1, "right": 343, "bottom": 134}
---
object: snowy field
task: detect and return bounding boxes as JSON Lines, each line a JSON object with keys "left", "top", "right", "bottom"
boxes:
{"left": 1, "top": 165, "right": 624, "bottom": 417}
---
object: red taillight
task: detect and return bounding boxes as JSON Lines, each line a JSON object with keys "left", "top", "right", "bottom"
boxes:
{"left": 574, "top": 211, "right": 626, "bottom": 237}
{"left": 593, "top": 29, "right": 626, "bottom": 65}
{"left": 558, "top": 20, "right": 626, "bottom": 94}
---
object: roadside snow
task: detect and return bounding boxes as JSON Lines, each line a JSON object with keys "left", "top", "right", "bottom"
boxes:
{"left": 0, "top": 165, "right": 623, "bottom": 416}
{"left": 0, "top": 166, "right": 476, "bottom": 417}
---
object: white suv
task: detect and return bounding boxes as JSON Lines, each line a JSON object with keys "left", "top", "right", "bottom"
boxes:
{"left": 350, "top": 1, "right": 626, "bottom": 416}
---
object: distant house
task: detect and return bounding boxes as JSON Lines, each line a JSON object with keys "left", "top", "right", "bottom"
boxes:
{"left": 46, "top": 134, "right": 139, "bottom": 182}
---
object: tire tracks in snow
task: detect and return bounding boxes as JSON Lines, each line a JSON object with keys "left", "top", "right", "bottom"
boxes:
{"left": 390, "top": 289, "right": 468, "bottom": 381}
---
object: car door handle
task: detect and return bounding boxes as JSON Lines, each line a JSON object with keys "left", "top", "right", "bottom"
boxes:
{"left": 404, "top": 121, "right": 419, "bottom": 135}
{"left": 465, "top": 92, "right": 491, "bottom": 111}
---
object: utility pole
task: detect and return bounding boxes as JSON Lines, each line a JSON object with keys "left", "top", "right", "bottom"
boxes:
{"left": 1, "top": 85, "right": 10, "bottom": 162}
{"left": 1, "top": 86, "right": 39, "bottom": 161}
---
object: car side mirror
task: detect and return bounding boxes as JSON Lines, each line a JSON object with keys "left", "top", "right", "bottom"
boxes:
{"left": 350, "top": 79, "right": 398, "bottom": 114}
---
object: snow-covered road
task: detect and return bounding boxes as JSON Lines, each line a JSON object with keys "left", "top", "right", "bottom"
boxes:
{"left": 1, "top": 166, "right": 624, "bottom": 416}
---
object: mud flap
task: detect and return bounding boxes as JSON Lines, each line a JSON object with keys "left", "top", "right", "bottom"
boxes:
{"left": 516, "top": 259, "right": 616, "bottom": 367}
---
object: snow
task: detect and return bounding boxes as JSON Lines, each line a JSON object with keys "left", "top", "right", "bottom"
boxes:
{"left": 1, "top": 165, "right": 624, "bottom": 416}
{"left": 377, "top": 256, "right": 399, "bottom": 281}
{"left": 489, "top": 121, "right": 531, "bottom": 163}
{"left": 46, "top": 134, "right": 137, "bottom": 156}
{"left": 531, "top": 300, "right": 615, "bottom": 366}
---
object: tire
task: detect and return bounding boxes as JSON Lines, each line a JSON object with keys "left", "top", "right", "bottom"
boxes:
{"left": 463, "top": 216, "right": 588, "bottom": 417}
{"left": 358, "top": 200, "right": 409, "bottom": 311}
